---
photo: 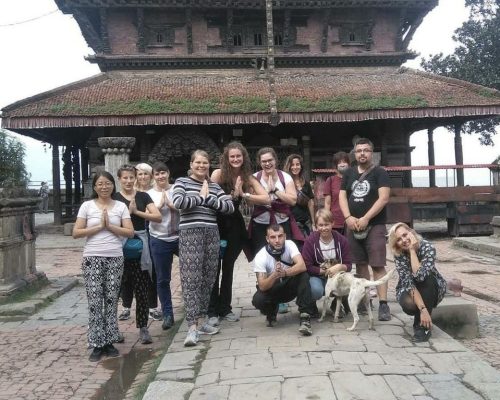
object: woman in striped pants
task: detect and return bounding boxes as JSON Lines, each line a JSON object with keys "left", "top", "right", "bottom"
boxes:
{"left": 172, "top": 150, "right": 234, "bottom": 347}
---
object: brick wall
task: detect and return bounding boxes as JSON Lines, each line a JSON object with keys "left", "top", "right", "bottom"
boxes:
{"left": 106, "top": 9, "right": 400, "bottom": 57}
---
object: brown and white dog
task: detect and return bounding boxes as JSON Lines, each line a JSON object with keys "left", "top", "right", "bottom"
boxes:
{"left": 319, "top": 268, "right": 395, "bottom": 331}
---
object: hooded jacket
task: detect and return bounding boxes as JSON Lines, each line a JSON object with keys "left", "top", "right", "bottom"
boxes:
{"left": 302, "top": 230, "right": 353, "bottom": 276}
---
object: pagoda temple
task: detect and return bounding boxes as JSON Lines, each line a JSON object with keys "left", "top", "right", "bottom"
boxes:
{"left": 2, "top": 0, "right": 500, "bottom": 225}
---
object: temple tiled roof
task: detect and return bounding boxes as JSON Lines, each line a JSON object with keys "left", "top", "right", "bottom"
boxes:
{"left": 2, "top": 67, "right": 499, "bottom": 129}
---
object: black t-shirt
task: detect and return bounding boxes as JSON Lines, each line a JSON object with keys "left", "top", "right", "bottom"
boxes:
{"left": 340, "top": 166, "right": 390, "bottom": 225}
{"left": 114, "top": 191, "right": 153, "bottom": 231}
{"left": 292, "top": 180, "right": 314, "bottom": 224}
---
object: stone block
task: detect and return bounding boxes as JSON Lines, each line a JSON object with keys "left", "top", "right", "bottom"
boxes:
{"left": 143, "top": 381, "right": 193, "bottom": 400}
{"left": 63, "top": 223, "right": 74, "bottom": 236}
{"left": 432, "top": 296, "right": 479, "bottom": 339}
{"left": 492, "top": 215, "right": 500, "bottom": 237}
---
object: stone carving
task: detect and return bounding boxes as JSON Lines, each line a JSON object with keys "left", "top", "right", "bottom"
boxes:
{"left": 98, "top": 137, "right": 136, "bottom": 154}
{"left": 148, "top": 128, "right": 221, "bottom": 168}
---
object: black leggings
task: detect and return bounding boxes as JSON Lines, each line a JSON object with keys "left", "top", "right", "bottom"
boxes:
{"left": 399, "top": 274, "right": 439, "bottom": 327}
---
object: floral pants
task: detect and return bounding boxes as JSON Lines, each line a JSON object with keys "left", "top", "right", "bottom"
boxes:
{"left": 82, "top": 256, "right": 123, "bottom": 348}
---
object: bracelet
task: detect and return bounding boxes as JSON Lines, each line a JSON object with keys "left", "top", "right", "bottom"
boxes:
{"left": 345, "top": 215, "right": 352, "bottom": 221}
{"left": 420, "top": 306, "right": 427, "bottom": 312}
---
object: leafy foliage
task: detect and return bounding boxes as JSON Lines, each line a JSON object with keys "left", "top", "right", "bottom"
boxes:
{"left": 0, "top": 129, "right": 30, "bottom": 188}
{"left": 421, "top": 0, "right": 499, "bottom": 145}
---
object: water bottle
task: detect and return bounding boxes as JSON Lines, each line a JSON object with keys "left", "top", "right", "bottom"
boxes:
{"left": 219, "top": 239, "right": 228, "bottom": 259}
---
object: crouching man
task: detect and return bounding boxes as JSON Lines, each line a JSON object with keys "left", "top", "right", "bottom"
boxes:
{"left": 252, "top": 224, "right": 316, "bottom": 336}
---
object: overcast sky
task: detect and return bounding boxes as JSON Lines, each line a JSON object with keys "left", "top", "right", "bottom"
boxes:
{"left": 0, "top": 0, "right": 497, "bottom": 185}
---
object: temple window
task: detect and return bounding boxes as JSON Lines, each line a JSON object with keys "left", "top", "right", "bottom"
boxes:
{"left": 339, "top": 23, "right": 369, "bottom": 46}
{"left": 233, "top": 33, "right": 242, "bottom": 46}
{"left": 145, "top": 25, "right": 175, "bottom": 47}
{"left": 274, "top": 33, "right": 283, "bottom": 46}
{"left": 253, "top": 33, "right": 263, "bottom": 46}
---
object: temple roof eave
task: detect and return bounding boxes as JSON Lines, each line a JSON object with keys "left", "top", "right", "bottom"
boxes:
{"left": 2, "top": 67, "right": 499, "bottom": 131}
{"left": 3, "top": 107, "right": 500, "bottom": 131}
{"left": 55, "top": 0, "right": 438, "bottom": 11}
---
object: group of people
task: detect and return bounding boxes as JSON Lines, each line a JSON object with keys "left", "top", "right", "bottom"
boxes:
{"left": 74, "top": 137, "right": 447, "bottom": 362}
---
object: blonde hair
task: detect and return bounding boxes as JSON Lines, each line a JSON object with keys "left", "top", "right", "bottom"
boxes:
{"left": 387, "top": 222, "right": 423, "bottom": 256}
{"left": 314, "top": 208, "right": 333, "bottom": 224}
{"left": 191, "top": 149, "right": 210, "bottom": 163}
{"left": 134, "top": 162, "right": 153, "bottom": 190}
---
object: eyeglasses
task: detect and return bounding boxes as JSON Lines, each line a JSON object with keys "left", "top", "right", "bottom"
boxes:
{"left": 355, "top": 149, "right": 373, "bottom": 154}
{"left": 95, "top": 182, "right": 113, "bottom": 188}
{"left": 261, "top": 159, "right": 275, "bottom": 165}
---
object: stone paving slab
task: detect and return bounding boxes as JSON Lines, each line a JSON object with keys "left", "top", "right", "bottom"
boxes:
{"left": 146, "top": 250, "right": 500, "bottom": 400}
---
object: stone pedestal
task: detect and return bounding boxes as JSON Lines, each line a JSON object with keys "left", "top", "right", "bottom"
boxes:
{"left": 97, "top": 137, "right": 136, "bottom": 190}
{"left": 0, "top": 197, "right": 47, "bottom": 297}
{"left": 491, "top": 216, "right": 500, "bottom": 238}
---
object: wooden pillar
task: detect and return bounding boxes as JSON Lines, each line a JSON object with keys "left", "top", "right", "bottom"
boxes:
{"left": 52, "top": 144, "right": 62, "bottom": 225}
{"left": 63, "top": 147, "right": 73, "bottom": 207}
{"left": 454, "top": 123, "right": 464, "bottom": 186}
{"left": 186, "top": 8, "right": 193, "bottom": 54}
{"left": 72, "top": 146, "right": 81, "bottom": 205}
{"left": 137, "top": 8, "right": 145, "bottom": 53}
{"left": 283, "top": 9, "right": 291, "bottom": 52}
{"left": 427, "top": 128, "right": 436, "bottom": 187}
{"left": 100, "top": 8, "right": 111, "bottom": 53}
{"left": 320, "top": 9, "right": 330, "bottom": 53}
{"left": 226, "top": 8, "right": 234, "bottom": 54}
{"left": 81, "top": 147, "right": 90, "bottom": 199}
{"left": 302, "top": 135, "right": 311, "bottom": 181}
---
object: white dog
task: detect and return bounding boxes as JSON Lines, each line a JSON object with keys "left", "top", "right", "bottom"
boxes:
{"left": 319, "top": 269, "right": 395, "bottom": 331}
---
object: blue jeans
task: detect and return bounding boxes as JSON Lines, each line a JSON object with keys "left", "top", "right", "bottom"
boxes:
{"left": 309, "top": 276, "right": 326, "bottom": 301}
{"left": 149, "top": 237, "right": 178, "bottom": 318}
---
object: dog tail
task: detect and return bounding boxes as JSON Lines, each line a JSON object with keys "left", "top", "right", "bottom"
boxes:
{"left": 363, "top": 268, "right": 395, "bottom": 288}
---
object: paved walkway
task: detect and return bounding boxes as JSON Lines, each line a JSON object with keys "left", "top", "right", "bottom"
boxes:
{"left": 145, "top": 242, "right": 500, "bottom": 399}
{"left": 0, "top": 213, "right": 183, "bottom": 400}
{"left": 2, "top": 214, "right": 499, "bottom": 399}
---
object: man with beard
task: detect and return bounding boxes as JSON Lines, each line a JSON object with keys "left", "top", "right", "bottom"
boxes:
{"left": 339, "top": 137, "right": 392, "bottom": 322}
{"left": 251, "top": 224, "right": 316, "bottom": 335}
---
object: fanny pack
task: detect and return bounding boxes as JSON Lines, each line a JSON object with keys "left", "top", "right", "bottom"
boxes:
{"left": 123, "top": 236, "right": 143, "bottom": 260}
{"left": 352, "top": 225, "right": 372, "bottom": 240}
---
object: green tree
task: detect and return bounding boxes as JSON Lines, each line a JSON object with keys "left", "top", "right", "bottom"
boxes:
{"left": 0, "top": 129, "right": 30, "bottom": 187}
{"left": 421, "top": 0, "right": 499, "bottom": 145}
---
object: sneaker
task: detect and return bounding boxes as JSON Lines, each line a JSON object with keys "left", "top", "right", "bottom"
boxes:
{"left": 222, "top": 312, "right": 239, "bottom": 322}
{"left": 357, "top": 302, "right": 368, "bottom": 315}
{"left": 278, "top": 303, "right": 289, "bottom": 314}
{"left": 266, "top": 304, "right": 279, "bottom": 327}
{"left": 378, "top": 303, "right": 392, "bottom": 321}
{"left": 207, "top": 316, "right": 220, "bottom": 327}
{"left": 89, "top": 347, "right": 103, "bottom": 362}
{"left": 298, "top": 313, "right": 313, "bottom": 336}
{"left": 413, "top": 326, "right": 432, "bottom": 342}
{"left": 184, "top": 329, "right": 199, "bottom": 347}
{"left": 118, "top": 308, "right": 131, "bottom": 321}
{"left": 149, "top": 309, "right": 162, "bottom": 321}
{"left": 102, "top": 344, "right": 119, "bottom": 357}
{"left": 310, "top": 305, "right": 320, "bottom": 319}
{"left": 198, "top": 323, "right": 220, "bottom": 335}
{"left": 114, "top": 332, "right": 125, "bottom": 343}
{"left": 162, "top": 315, "right": 174, "bottom": 330}
{"left": 139, "top": 327, "right": 152, "bottom": 344}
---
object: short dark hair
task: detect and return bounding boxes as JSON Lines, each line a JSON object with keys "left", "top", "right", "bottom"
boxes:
{"left": 91, "top": 171, "right": 116, "bottom": 199}
{"left": 152, "top": 161, "right": 169, "bottom": 173}
{"left": 332, "top": 151, "right": 350, "bottom": 168}
{"left": 266, "top": 223, "right": 284, "bottom": 234}
{"left": 354, "top": 137, "right": 374, "bottom": 150}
